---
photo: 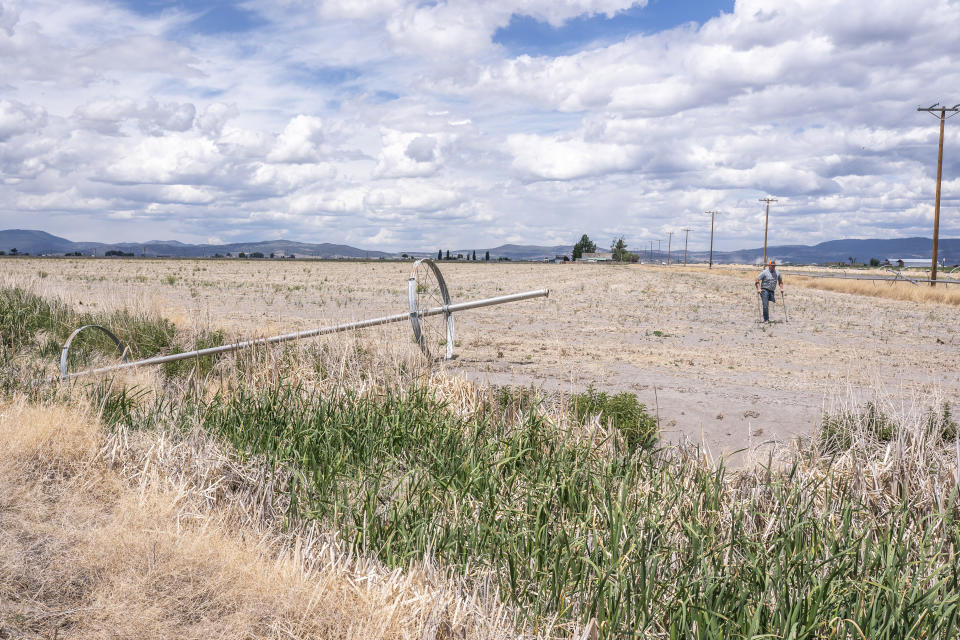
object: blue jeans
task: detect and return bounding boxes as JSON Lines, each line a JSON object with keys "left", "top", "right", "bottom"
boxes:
{"left": 760, "top": 289, "right": 776, "bottom": 321}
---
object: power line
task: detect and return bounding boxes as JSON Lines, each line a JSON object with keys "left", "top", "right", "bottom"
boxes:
{"left": 666, "top": 231, "right": 674, "bottom": 265}
{"left": 917, "top": 102, "right": 960, "bottom": 286}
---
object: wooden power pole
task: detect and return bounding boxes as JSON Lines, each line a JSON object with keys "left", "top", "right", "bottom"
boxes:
{"left": 682, "top": 228, "right": 691, "bottom": 265}
{"left": 918, "top": 103, "right": 959, "bottom": 286}
{"left": 705, "top": 211, "right": 720, "bottom": 268}
{"left": 759, "top": 197, "right": 777, "bottom": 264}
{"left": 666, "top": 231, "right": 673, "bottom": 265}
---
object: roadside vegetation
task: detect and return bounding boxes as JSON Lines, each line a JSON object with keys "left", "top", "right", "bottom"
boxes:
{"left": 2, "top": 285, "right": 960, "bottom": 638}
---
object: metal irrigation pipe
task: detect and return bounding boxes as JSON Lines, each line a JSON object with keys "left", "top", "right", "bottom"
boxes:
{"left": 790, "top": 272, "right": 960, "bottom": 285}
{"left": 881, "top": 267, "right": 920, "bottom": 286}
{"left": 61, "top": 288, "right": 549, "bottom": 381}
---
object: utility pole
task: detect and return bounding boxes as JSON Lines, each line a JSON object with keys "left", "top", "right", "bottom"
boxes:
{"left": 666, "top": 231, "right": 673, "bottom": 265}
{"left": 705, "top": 211, "right": 720, "bottom": 268}
{"left": 918, "top": 102, "right": 959, "bottom": 286}
{"left": 648, "top": 240, "right": 653, "bottom": 264}
{"left": 657, "top": 239, "right": 662, "bottom": 264}
{"left": 759, "top": 197, "right": 777, "bottom": 264}
{"left": 681, "top": 228, "right": 691, "bottom": 265}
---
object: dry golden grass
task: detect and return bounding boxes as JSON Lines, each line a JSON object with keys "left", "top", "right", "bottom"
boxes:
{"left": 697, "top": 263, "right": 960, "bottom": 305}
{"left": 792, "top": 276, "right": 960, "bottom": 305}
{"left": 0, "top": 397, "right": 527, "bottom": 639}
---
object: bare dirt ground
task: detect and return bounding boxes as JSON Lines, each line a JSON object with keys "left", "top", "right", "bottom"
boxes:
{"left": 5, "top": 257, "right": 958, "bottom": 461}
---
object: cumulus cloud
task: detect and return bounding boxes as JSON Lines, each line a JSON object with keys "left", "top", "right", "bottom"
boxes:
{"left": 288, "top": 187, "right": 367, "bottom": 215}
{"left": 375, "top": 130, "right": 446, "bottom": 178}
{"left": 102, "top": 134, "right": 223, "bottom": 184}
{"left": 508, "top": 134, "right": 639, "bottom": 180}
{"left": 365, "top": 180, "right": 462, "bottom": 212}
{"left": 1, "top": 0, "right": 959, "bottom": 249}
{"left": 267, "top": 115, "right": 328, "bottom": 164}
{"left": 138, "top": 100, "right": 196, "bottom": 135}
{"left": 196, "top": 103, "right": 238, "bottom": 137}
{"left": 405, "top": 135, "right": 437, "bottom": 162}
{"left": 72, "top": 98, "right": 195, "bottom": 136}
{"left": 0, "top": 1, "right": 20, "bottom": 36}
{"left": 0, "top": 100, "right": 46, "bottom": 141}
{"left": 380, "top": 1, "right": 646, "bottom": 60}
{"left": 250, "top": 162, "right": 337, "bottom": 194}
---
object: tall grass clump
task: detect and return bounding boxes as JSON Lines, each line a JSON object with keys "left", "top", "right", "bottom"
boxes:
{"left": 820, "top": 400, "right": 957, "bottom": 452}
{"left": 570, "top": 384, "right": 657, "bottom": 452}
{"left": 0, "top": 285, "right": 224, "bottom": 381}
{"left": 95, "top": 375, "right": 960, "bottom": 638}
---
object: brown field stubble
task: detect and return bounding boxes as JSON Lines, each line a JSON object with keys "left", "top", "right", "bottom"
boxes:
{"left": 0, "top": 397, "right": 523, "bottom": 639}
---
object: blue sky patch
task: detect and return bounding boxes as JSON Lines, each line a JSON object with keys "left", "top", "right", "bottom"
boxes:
{"left": 189, "top": 4, "right": 266, "bottom": 34}
{"left": 116, "top": 0, "right": 266, "bottom": 34}
{"left": 152, "top": 78, "right": 227, "bottom": 99}
{"left": 371, "top": 90, "right": 401, "bottom": 103}
{"left": 493, "top": 0, "right": 734, "bottom": 57}
{"left": 287, "top": 64, "right": 362, "bottom": 87}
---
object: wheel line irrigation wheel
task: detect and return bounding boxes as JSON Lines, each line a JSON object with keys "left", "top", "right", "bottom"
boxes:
{"left": 408, "top": 258, "right": 454, "bottom": 361}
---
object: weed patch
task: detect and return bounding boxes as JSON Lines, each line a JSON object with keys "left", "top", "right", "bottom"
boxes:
{"left": 571, "top": 385, "right": 657, "bottom": 451}
{"left": 0, "top": 286, "right": 225, "bottom": 381}
{"left": 92, "top": 379, "right": 960, "bottom": 638}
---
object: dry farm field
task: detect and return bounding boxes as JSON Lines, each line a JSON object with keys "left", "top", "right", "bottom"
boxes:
{"left": 3, "top": 257, "right": 958, "bottom": 456}
{"left": 3, "top": 256, "right": 960, "bottom": 638}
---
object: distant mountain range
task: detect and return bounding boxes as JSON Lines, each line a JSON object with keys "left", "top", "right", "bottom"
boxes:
{"left": 0, "top": 229, "right": 957, "bottom": 265}
{"left": 684, "top": 237, "right": 960, "bottom": 265}
{"left": 0, "top": 229, "right": 391, "bottom": 259}
{"left": 0, "top": 229, "right": 571, "bottom": 261}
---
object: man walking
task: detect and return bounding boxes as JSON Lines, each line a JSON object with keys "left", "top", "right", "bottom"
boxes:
{"left": 755, "top": 260, "right": 783, "bottom": 322}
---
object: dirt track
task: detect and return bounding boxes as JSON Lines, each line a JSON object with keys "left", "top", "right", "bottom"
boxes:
{"left": 5, "top": 258, "right": 958, "bottom": 460}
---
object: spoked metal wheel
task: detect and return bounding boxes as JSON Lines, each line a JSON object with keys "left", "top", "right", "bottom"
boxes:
{"left": 408, "top": 259, "right": 454, "bottom": 361}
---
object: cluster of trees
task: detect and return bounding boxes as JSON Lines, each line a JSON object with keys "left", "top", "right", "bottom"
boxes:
{"left": 828, "top": 256, "right": 883, "bottom": 268}
{"left": 105, "top": 250, "right": 135, "bottom": 257}
{"left": 572, "top": 235, "right": 639, "bottom": 262}
{"left": 0, "top": 248, "right": 29, "bottom": 256}
{"left": 436, "top": 250, "right": 490, "bottom": 261}
{"left": 233, "top": 252, "right": 293, "bottom": 259}
{"left": 572, "top": 235, "right": 596, "bottom": 260}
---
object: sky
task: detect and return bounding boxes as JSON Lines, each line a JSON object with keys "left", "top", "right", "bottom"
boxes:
{"left": 1, "top": 0, "right": 960, "bottom": 253}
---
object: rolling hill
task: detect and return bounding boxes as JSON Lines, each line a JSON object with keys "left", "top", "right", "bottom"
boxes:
{"left": 1, "top": 229, "right": 957, "bottom": 264}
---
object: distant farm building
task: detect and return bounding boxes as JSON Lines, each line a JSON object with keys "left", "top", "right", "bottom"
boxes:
{"left": 888, "top": 258, "right": 934, "bottom": 268}
{"left": 581, "top": 252, "right": 613, "bottom": 262}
